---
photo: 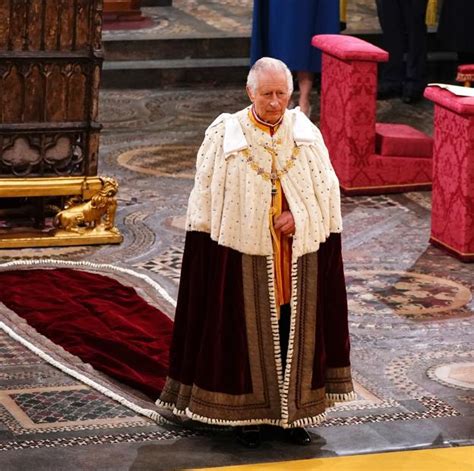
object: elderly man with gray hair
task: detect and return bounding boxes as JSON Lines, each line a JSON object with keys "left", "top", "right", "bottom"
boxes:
{"left": 157, "top": 57, "right": 355, "bottom": 448}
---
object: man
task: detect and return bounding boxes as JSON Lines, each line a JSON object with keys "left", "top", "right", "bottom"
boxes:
{"left": 376, "top": 0, "right": 429, "bottom": 103}
{"left": 157, "top": 58, "right": 355, "bottom": 447}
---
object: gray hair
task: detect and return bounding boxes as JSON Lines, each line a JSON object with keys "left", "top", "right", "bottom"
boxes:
{"left": 247, "top": 57, "right": 294, "bottom": 94}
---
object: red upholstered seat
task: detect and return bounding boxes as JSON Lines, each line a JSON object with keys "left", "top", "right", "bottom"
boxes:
{"left": 312, "top": 33, "right": 432, "bottom": 194}
{"left": 456, "top": 64, "right": 474, "bottom": 84}
{"left": 311, "top": 34, "right": 388, "bottom": 62}
{"left": 375, "top": 123, "right": 433, "bottom": 158}
{"left": 424, "top": 86, "right": 474, "bottom": 114}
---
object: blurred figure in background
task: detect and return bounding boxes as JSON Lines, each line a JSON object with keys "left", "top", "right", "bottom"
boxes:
{"left": 376, "top": 0, "right": 429, "bottom": 103}
{"left": 437, "top": 0, "right": 474, "bottom": 66}
{"left": 251, "top": 0, "right": 341, "bottom": 117}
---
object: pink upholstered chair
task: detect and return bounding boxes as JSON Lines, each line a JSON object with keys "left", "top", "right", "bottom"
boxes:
{"left": 311, "top": 34, "right": 433, "bottom": 195}
{"left": 423, "top": 86, "right": 474, "bottom": 262}
{"left": 456, "top": 64, "right": 474, "bottom": 87}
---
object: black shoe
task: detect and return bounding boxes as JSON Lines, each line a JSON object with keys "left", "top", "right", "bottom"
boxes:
{"left": 287, "top": 427, "right": 312, "bottom": 445}
{"left": 236, "top": 426, "right": 261, "bottom": 448}
{"left": 377, "top": 82, "right": 402, "bottom": 100}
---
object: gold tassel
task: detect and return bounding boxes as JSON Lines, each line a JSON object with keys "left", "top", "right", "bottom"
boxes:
{"left": 425, "top": 0, "right": 438, "bottom": 27}
{"left": 340, "top": 0, "right": 347, "bottom": 24}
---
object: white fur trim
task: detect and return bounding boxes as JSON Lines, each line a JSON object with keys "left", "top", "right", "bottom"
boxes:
{"left": 326, "top": 391, "right": 357, "bottom": 406}
{"left": 291, "top": 108, "right": 318, "bottom": 145}
{"left": 223, "top": 115, "right": 248, "bottom": 157}
{"left": 155, "top": 399, "right": 325, "bottom": 429}
{"left": 207, "top": 112, "right": 228, "bottom": 130}
{"left": 280, "top": 257, "right": 300, "bottom": 423}
{"left": 290, "top": 411, "right": 327, "bottom": 428}
{"left": 186, "top": 107, "right": 342, "bottom": 258}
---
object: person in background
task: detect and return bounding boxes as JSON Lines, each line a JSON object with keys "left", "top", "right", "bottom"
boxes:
{"left": 437, "top": 0, "right": 474, "bottom": 66}
{"left": 250, "top": 0, "right": 341, "bottom": 117}
{"left": 376, "top": 0, "right": 429, "bottom": 103}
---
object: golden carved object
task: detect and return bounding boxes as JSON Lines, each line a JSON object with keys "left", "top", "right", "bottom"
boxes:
{"left": 0, "top": 176, "right": 123, "bottom": 248}
{"left": 54, "top": 177, "right": 119, "bottom": 235}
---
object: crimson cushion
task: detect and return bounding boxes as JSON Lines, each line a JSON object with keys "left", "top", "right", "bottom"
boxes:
{"left": 375, "top": 123, "right": 433, "bottom": 158}
{"left": 457, "top": 64, "right": 474, "bottom": 83}
{"left": 312, "top": 34, "right": 388, "bottom": 62}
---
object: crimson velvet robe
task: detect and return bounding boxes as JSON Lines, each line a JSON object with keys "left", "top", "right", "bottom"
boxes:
{"left": 158, "top": 230, "right": 353, "bottom": 428}
{"left": 157, "top": 108, "right": 354, "bottom": 428}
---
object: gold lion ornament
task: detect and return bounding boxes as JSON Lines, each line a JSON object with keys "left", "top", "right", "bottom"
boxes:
{"left": 54, "top": 177, "right": 119, "bottom": 234}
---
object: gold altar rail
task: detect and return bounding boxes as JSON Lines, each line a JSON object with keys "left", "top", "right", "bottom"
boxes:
{"left": 0, "top": 176, "right": 123, "bottom": 249}
{"left": 0, "top": 177, "right": 103, "bottom": 199}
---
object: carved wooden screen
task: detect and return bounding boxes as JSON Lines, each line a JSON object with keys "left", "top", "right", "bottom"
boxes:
{"left": 0, "top": 0, "right": 103, "bottom": 179}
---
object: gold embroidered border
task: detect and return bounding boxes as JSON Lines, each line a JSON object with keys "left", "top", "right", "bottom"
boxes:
{"left": 287, "top": 253, "right": 353, "bottom": 423}
{"left": 160, "top": 254, "right": 281, "bottom": 422}
{"left": 287, "top": 253, "right": 326, "bottom": 423}
{"left": 326, "top": 366, "right": 354, "bottom": 395}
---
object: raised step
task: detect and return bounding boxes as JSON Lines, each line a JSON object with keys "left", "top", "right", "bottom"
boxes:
{"left": 104, "top": 36, "right": 249, "bottom": 61}
{"left": 101, "top": 30, "right": 458, "bottom": 89}
{"left": 101, "top": 57, "right": 249, "bottom": 88}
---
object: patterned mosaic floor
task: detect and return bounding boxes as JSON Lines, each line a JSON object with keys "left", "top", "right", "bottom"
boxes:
{"left": 0, "top": 4, "right": 471, "bottom": 469}
{"left": 103, "top": 0, "right": 380, "bottom": 41}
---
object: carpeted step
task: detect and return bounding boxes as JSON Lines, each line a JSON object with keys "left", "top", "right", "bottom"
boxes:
{"left": 375, "top": 123, "right": 433, "bottom": 158}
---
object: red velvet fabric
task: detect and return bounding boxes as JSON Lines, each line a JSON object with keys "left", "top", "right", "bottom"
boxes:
{"left": 375, "top": 123, "right": 433, "bottom": 157}
{"left": 168, "top": 231, "right": 253, "bottom": 394}
{"left": 458, "top": 64, "right": 474, "bottom": 74}
{"left": 457, "top": 64, "right": 474, "bottom": 83}
{"left": 424, "top": 87, "right": 474, "bottom": 115}
{"left": 428, "top": 98, "right": 474, "bottom": 260}
{"left": 312, "top": 34, "right": 388, "bottom": 62}
{"left": 316, "top": 36, "right": 432, "bottom": 194}
{"left": 313, "top": 232, "right": 350, "bottom": 388}
{"left": 167, "top": 231, "right": 350, "bottom": 396}
{"left": 0, "top": 268, "right": 173, "bottom": 399}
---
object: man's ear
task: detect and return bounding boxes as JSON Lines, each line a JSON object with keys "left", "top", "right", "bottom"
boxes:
{"left": 246, "top": 86, "right": 255, "bottom": 103}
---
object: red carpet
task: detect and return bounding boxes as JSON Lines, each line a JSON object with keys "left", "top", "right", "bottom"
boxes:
{"left": 0, "top": 268, "right": 173, "bottom": 400}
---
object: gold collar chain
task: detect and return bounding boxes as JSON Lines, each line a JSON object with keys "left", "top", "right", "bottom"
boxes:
{"left": 240, "top": 146, "right": 300, "bottom": 182}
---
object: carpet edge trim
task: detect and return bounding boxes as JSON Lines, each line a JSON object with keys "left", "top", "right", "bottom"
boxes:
{"left": 0, "top": 320, "right": 172, "bottom": 425}
{"left": 0, "top": 259, "right": 177, "bottom": 310}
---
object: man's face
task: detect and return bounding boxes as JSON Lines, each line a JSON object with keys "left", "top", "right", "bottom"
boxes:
{"left": 247, "top": 70, "right": 291, "bottom": 124}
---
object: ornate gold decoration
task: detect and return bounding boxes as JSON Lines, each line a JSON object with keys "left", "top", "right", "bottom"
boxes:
{"left": 0, "top": 177, "right": 123, "bottom": 248}
{"left": 54, "top": 177, "right": 119, "bottom": 235}
{"left": 0, "top": 176, "right": 103, "bottom": 199}
{"left": 241, "top": 146, "right": 300, "bottom": 182}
